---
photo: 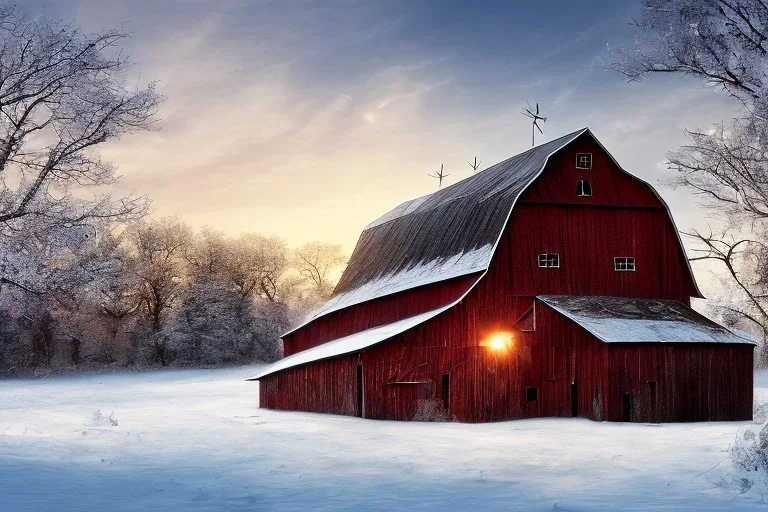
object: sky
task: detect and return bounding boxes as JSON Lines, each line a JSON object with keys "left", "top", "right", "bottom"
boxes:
{"left": 25, "top": 1, "right": 739, "bottom": 285}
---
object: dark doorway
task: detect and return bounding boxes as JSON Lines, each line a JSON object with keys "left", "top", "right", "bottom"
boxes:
{"left": 526, "top": 387, "right": 538, "bottom": 402}
{"left": 570, "top": 381, "right": 578, "bottom": 417}
{"left": 356, "top": 363, "right": 364, "bottom": 418}
{"left": 622, "top": 392, "right": 632, "bottom": 422}
{"left": 648, "top": 381, "right": 657, "bottom": 422}
{"left": 441, "top": 374, "right": 450, "bottom": 410}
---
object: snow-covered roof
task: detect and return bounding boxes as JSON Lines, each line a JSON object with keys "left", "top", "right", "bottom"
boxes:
{"left": 285, "top": 127, "right": 703, "bottom": 337}
{"left": 293, "top": 245, "right": 488, "bottom": 328}
{"left": 538, "top": 296, "right": 753, "bottom": 344}
{"left": 251, "top": 306, "right": 449, "bottom": 380}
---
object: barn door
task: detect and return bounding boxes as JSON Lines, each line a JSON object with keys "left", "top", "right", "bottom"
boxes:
{"left": 356, "top": 362, "right": 364, "bottom": 418}
{"left": 622, "top": 392, "right": 632, "bottom": 422}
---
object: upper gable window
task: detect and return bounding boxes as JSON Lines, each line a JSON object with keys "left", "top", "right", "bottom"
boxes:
{"left": 576, "top": 180, "right": 592, "bottom": 197}
{"left": 614, "top": 257, "right": 636, "bottom": 272}
{"left": 576, "top": 153, "right": 592, "bottom": 170}
{"left": 538, "top": 253, "right": 560, "bottom": 268}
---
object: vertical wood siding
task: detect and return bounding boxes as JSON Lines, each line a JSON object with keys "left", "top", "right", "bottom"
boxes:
{"left": 283, "top": 274, "right": 479, "bottom": 356}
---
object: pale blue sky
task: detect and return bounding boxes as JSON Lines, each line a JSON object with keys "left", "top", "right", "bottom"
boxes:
{"left": 27, "top": 1, "right": 738, "bottom": 295}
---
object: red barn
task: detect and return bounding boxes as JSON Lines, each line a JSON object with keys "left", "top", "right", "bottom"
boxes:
{"left": 252, "top": 128, "right": 754, "bottom": 423}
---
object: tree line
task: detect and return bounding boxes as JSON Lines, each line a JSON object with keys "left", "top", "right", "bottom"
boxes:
{"left": 0, "top": 217, "right": 345, "bottom": 375}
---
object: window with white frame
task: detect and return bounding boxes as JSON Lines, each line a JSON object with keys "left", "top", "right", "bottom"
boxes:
{"left": 538, "top": 253, "right": 560, "bottom": 268}
{"left": 576, "top": 180, "right": 592, "bottom": 197}
{"left": 614, "top": 257, "right": 636, "bottom": 271}
{"left": 576, "top": 153, "right": 592, "bottom": 169}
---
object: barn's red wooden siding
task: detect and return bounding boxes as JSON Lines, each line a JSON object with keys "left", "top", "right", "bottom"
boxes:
{"left": 259, "top": 355, "right": 361, "bottom": 416}
{"left": 261, "top": 300, "right": 753, "bottom": 422}
{"left": 260, "top": 135, "right": 751, "bottom": 423}
{"left": 283, "top": 274, "right": 479, "bottom": 356}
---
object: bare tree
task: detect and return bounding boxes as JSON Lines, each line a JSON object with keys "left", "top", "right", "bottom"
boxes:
{"left": 0, "top": 6, "right": 161, "bottom": 295}
{"left": 686, "top": 229, "right": 768, "bottom": 333}
{"left": 294, "top": 241, "right": 347, "bottom": 301}
{"left": 611, "top": 0, "right": 768, "bottom": 359}
{"left": 610, "top": 0, "right": 768, "bottom": 115}
{"left": 127, "top": 218, "right": 190, "bottom": 365}
{"left": 665, "top": 120, "right": 768, "bottom": 222}
{"left": 130, "top": 218, "right": 191, "bottom": 332}
{"left": 226, "top": 234, "right": 289, "bottom": 303}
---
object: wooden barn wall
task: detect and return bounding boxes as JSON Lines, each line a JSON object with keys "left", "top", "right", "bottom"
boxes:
{"left": 511, "top": 134, "right": 698, "bottom": 302}
{"left": 604, "top": 342, "right": 753, "bottom": 422}
{"left": 283, "top": 274, "right": 478, "bottom": 356}
{"left": 264, "top": 300, "right": 752, "bottom": 422}
{"left": 520, "top": 136, "right": 661, "bottom": 208}
{"left": 260, "top": 137, "right": 738, "bottom": 422}
{"left": 258, "top": 354, "right": 360, "bottom": 416}
{"left": 502, "top": 204, "right": 696, "bottom": 302}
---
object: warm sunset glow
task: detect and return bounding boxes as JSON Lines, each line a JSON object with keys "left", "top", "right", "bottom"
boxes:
{"left": 484, "top": 332, "right": 513, "bottom": 351}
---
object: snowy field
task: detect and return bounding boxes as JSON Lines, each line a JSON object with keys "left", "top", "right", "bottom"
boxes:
{"left": 1, "top": 367, "right": 768, "bottom": 511}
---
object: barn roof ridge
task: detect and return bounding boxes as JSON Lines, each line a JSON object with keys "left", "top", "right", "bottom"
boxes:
{"left": 364, "top": 128, "right": 589, "bottom": 231}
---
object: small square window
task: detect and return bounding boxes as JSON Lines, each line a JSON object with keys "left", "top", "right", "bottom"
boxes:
{"left": 576, "top": 180, "right": 592, "bottom": 197}
{"left": 526, "top": 387, "right": 538, "bottom": 402}
{"left": 538, "top": 253, "right": 560, "bottom": 268}
{"left": 576, "top": 153, "right": 592, "bottom": 169}
{"left": 614, "top": 257, "right": 636, "bottom": 271}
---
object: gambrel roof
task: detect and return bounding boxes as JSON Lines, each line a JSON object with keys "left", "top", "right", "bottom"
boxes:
{"left": 538, "top": 296, "right": 753, "bottom": 344}
{"left": 285, "top": 128, "right": 701, "bottom": 337}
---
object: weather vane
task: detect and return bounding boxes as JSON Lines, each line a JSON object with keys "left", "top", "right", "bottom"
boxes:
{"left": 522, "top": 102, "right": 547, "bottom": 147}
{"left": 428, "top": 163, "right": 449, "bottom": 188}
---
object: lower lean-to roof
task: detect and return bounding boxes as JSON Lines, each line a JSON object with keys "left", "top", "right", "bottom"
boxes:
{"left": 250, "top": 305, "right": 450, "bottom": 380}
{"left": 538, "top": 295, "right": 753, "bottom": 344}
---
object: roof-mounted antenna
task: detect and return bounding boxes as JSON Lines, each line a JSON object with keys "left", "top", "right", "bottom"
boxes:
{"left": 522, "top": 102, "right": 547, "bottom": 147}
{"left": 468, "top": 156, "right": 482, "bottom": 173}
{"left": 428, "top": 163, "right": 449, "bottom": 188}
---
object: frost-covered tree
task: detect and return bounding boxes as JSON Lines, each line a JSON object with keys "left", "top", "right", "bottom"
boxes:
{"left": 127, "top": 218, "right": 190, "bottom": 365}
{"left": 230, "top": 233, "right": 291, "bottom": 303}
{"left": 612, "top": 0, "right": 768, "bottom": 115}
{"left": 163, "top": 228, "right": 287, "bottom": 365}
{"left": 166, "top": 278, "right": 282, "bottom": 365}
{"left": 0, "top": 5, "right": 161, "bottom": 298}
{"left": 612, "top": 0, "right": 768, "bottom": 361}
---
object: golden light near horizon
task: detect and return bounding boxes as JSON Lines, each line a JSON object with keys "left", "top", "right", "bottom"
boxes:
{"left": 483, "top": 332, "right": 514, "bottom": 352}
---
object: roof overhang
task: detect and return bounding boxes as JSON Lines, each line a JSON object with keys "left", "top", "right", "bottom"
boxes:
{"left": 251, "top": 305, "right": 451, "bottom": 380}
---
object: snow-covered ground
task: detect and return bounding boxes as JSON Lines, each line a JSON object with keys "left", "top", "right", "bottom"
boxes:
{"left": 1, "top": 367, "right": 767, "bottom": 512}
